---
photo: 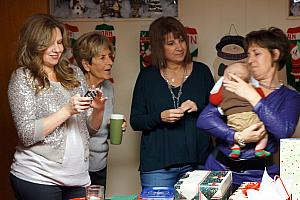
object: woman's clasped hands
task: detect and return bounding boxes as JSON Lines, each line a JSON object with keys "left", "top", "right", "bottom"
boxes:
{"left": 161, "top": 100, "right": 198, "bottom": 123}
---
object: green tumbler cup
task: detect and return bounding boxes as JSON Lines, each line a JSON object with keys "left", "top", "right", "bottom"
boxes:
{"left": 110, "top": 114, "right": 124, "bottom": 145}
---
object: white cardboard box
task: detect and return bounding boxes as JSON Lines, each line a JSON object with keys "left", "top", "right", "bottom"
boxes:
{"left": 280, "top": 138, "right": 300, "bottom": 200}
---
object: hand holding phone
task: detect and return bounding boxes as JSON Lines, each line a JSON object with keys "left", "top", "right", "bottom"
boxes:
{"left": 84, "top": 90, "right": 97, "bottom": 99}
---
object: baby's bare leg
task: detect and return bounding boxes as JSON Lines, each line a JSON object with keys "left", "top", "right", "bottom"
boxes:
{"left": 255, "top": 133, "right": 268, "bottom": 150}
{"left": 255, "top": 133, "right": 271, "bottom": 157}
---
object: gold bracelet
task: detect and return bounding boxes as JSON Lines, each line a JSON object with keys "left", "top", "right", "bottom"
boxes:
{"left": 236, "top": 132, "right": 246, "bottom": 147}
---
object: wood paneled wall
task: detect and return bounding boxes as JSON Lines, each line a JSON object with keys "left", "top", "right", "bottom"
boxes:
{"left": 0, "top": 1, "right": 48, "bottom": 198}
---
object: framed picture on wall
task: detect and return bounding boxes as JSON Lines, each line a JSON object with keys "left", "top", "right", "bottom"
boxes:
{"left": 49, "top": 0, "right": 178, "bottom": 21}
{"left": 288, "top": 0, "right": 300, "bottom": 19}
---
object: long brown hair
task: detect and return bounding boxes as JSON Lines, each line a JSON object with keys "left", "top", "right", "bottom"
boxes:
{"left": 16, "top": 13, "right": 80, "bottom": 93}
{"left": 149, "top": 16, "right": 192, "bottom": 69}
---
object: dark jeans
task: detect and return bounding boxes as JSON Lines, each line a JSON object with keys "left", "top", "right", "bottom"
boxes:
{"left": 10, "top": 173, "right": 86, "bottom": 200}
{"left": 89, "top": 167, "right": 107, "bottom": 195}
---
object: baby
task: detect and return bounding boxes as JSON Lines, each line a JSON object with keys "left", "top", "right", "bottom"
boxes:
{"left": 210, "top": 62, "right": 270, "bottom": 158}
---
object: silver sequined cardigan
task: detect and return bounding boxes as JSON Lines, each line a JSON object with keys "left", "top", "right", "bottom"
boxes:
{"left": 8, "top": 65, "right": 94, "bottom": 164}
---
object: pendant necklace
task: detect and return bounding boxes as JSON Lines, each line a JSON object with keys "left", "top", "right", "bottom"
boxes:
{"left": 163, "top": 68, "right": 187, "bottom": 109}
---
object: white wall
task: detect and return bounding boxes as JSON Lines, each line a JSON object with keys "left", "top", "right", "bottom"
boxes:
{"left": 65, "top": 0, "right": 300, "bottom": 197}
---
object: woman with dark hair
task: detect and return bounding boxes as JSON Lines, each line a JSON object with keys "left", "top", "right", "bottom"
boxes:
{"left": 197, "top": 27, "right": 300, "bottom": 189}
{"left": 130, "top": 16, "right": 214, "bottom": 189}
{"left": 8, "top": 14, "right": 106, "bottom": 200}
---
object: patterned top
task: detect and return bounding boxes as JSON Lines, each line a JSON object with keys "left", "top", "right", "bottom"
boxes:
{"left": 8, "top": 65, "right": 93, "bottom": 163}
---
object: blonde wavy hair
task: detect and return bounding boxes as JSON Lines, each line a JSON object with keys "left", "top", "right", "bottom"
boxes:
{"left": 15, "top": 13, "right": 80, "bottom": 93}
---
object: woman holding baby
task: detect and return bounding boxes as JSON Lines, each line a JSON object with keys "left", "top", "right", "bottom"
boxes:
{"left": 197, "top": 27, "right": 300, "bottom": 189}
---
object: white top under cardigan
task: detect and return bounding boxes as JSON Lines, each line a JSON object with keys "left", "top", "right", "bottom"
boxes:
{"left": 11, "top": 115, "right": 90, "bottom": 186}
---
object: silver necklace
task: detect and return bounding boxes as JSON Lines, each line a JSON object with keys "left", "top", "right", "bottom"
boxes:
{"left": 167, "top": 81, "right": 183, "bottom": 109}
{"left": 163, "top": 68, "right": 187, "bottom": 109}
{"left": 259, "top": 81, "right": 283, "bottom": 90}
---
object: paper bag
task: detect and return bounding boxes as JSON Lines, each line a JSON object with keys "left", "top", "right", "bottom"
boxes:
{"left": 247, "top": 169, "right": 292, "bottom": 200}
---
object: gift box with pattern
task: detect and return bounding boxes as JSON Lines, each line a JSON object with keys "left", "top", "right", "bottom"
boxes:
{"left": 280, "top": 138, "right": 300, "bottom": 200}
{"left": 174, "top": 170, "right": 232, "bottom": 200}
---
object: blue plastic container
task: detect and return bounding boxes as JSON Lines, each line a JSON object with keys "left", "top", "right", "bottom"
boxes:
{"left": 140, "top": 187, "right": 174, "bottom": 200}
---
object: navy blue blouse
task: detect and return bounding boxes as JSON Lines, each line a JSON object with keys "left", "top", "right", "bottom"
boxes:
{"left": 130, "top": 62, "right": 215, "bottom": 172}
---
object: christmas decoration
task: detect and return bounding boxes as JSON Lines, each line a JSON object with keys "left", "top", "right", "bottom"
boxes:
{"left": 148, "top": 0, "right": 162, "bottom": 17}
{"left": 174, "top": 170, "right": 232, "bottom": 200}
{"left": 213, "top": 34, "right": 247, "bottom": 80}
{"left": 69, "top": 0, "right": 86, "bottom": 16}
{"left": 65, "top": 23, "right": 80, "bottom": 64}
{"left": 212, "top": 24, "right": 247, "bottom": 81}
{"left": 185, "top": 27, "right": 198, "bottom": 58}
{"left": 50, "top": 0, "right": 177, "bottom": 19}
{"left": 290, "top": 2, "right": 300, "bottom": 16}
{"left": 140, "top": 29, "right": 151, "bottom": 68}
{"left": 100, "top": 0, "right": 122, "bottom": 17}
{"left": 95, "top": 23, "right": 116, "bottom": 51}
{"left": 130, "top": 0, "right": 142, "bottom": 17}
{"left": 287, "top": 26, "right": 300, "bottom": 92}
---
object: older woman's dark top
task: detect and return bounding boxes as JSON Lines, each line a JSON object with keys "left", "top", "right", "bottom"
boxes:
{"left": 130, "top": 62, "right": 214, "bottom": 172}
{"left": 197, "top": 85, "right": 300, "bottom": 186}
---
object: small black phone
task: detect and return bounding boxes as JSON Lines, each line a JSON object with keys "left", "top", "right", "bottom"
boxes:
{"left": 84, "top": 90, "right": 97, "bottom": 99}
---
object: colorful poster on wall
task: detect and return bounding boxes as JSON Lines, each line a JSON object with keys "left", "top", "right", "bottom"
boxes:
{"left": 139, "top": 26, "right": 198, "bottom": 69}
{"left": 50, "top": 0, "right": 178, "bottom": 20}
{"left": 140, "top": 29, "right": 151, "bottom": 68}
{"left": 65, "top": 23, "right": 80, "bottom": 64}
{"left": 95, "top": 23, "right": 116, "bottom": 51}
{"left": 185, "top": 27, "right": 198, "bottom": 58}
{"left": 287, "top": 27, "right": 300, "bottom": 92}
